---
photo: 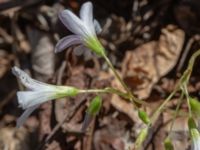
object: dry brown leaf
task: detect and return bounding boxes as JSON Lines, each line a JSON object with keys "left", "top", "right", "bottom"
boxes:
{"left": 0, "top": 127, "right": 30, "bottom": 150}
{"left": 27, "top": 27, "right": 55, "bottom": 81}
{"left": 122, "top": 25, "right": 185, "bottom": 99}
{"left": 163, "top": 112, "right": 189, "bottom": 150}
{"left": 174, "top": 1, "right": 200, "bottom": 34}
{"left": 94, "top": 122, "right": 126, "bottom": 150}
{"left": 110, "top": 94, "right": 140, "bottom": 124}
{"left": 0, "top": 50, "right": 14, "bottom": 78}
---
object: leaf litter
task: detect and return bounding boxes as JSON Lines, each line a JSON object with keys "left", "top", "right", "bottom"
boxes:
{"left": 0, "top": 0, "right": 200, "bottom": 150}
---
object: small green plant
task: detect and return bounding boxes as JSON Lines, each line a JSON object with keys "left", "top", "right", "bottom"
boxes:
{"left": 12, "top": 1, "right": 200, "bottom": 149}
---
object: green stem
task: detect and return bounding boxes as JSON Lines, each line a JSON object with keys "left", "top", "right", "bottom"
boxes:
{"left": 79, "top": 87, "right": 128, "bottom": 99}
{"left": 104, "top": 87, "right": 130, "bottom": 99}
{"left": 80, "top": 87, "right": 147, "bottom": 105}
{"left": 182, "top": 84, "right": 192, "bottom": 117}
{"left": 188, "top": 49, "right": 200, "bottom": 70}
{"left": 102, "top": 54, "right": 143, "bottom": 105}
{"left": 145, "top": 50, "right": 200, "bottom": 127}
{"left": 79, "top": 89, "right": 108, "bottom": 94}
{"left": 168, "top": 91, "right": 184, "bottom": 137}
{"left": 149, "top": 87, "right": 179, "bottom": 125}
{"left": 181, "top": 49, "right": 200, "bottom": 84}
{"left": 180, "top": 50, "right": 200, "bottom": 118}
{"left": 102, "top": 54, "right": 130, "bottom": 93}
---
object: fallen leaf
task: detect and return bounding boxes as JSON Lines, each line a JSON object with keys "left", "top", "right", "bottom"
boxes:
{"left": 122, "top": 25, "right": 185, "bottom": 99}
{"left": 0, "top": 127, "right": 30, "bottom": 150}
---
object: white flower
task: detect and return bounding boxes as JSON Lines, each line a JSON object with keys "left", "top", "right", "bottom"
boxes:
{"left": 55, "top": 1, "right": 105, "bottom": 56}
{"left": 12, "top": 66, "right": 79, "bottom": 127}
{"left": 191, "top": 128, "right": 200, "bottom": 150}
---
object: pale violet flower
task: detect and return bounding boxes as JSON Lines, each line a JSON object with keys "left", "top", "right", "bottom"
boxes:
{"left": 191, "top": 128, "right": 200, "bottom": 150}
{"left": 12, "top": 66, "right": 79, "bottom": 127}
{"left": 55, "top": 1, "right": 105, "bottom": 56}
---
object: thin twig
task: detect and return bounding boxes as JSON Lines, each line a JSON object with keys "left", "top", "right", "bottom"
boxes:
{"left": 38, "top": 95, "right": 87, "bottom": 149}
{"left": 0, "top": 90, "right": 16, "bottom": 111}
{"left": 177, "top": 35, "right": 200, "bottom": 72}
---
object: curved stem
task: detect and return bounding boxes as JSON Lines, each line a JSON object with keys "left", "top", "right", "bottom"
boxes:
{"left": 188, "top": 49, "right": 200, "bottom": 70}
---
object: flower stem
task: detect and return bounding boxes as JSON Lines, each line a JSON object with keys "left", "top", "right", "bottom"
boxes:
{"left": 79, "top": 89, "right": 108, "bottom": 94}
{"left": 168, "top": 91, "right": 184, "bottom": 136}
{"left": 102, "top": 54, "right": 144, "bottom": 105}
{"left": 102, "top": 54, "right": 130, "bottom": 93}
{"left": 79, "top": 87, "right": 128, "bottom": 98}
{"left": 182, "top": 84, "right": 192, "bottom": 117}
{"left": 148, "top": 49, "right": 200, "bottom": 126}
{"left": 188, "top": 49, "right": 200, "bottom": 70}
{"left": 149, "top": 86, "right": 179, "bottom": 125}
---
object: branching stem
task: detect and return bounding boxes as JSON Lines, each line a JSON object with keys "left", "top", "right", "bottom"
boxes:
{"left": 102, "top": 53, "right": 145, "bottom": 105}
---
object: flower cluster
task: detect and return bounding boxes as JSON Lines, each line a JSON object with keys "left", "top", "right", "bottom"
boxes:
{"left": 11, "top": 1, "right": 200, "bottom": 150}
{"left": 13, "top": 1, "right": 105, "bottom": 128}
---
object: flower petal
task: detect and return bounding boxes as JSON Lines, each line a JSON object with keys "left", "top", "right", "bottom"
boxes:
{"left": 55, "top": 35, "right": 82, "bottom": 53}
{"left": 17, "top": 91, "right": 55, "bottom": 109}
{"left": 12, "top": 67, "right": 56, "bottom": 91}
{"left": 192, "top": 137, "right": 200, "bottom": 150}
{"left": 16, "top": 104, "right": 39, "bottom": 127}
{"left": 80, "top": 2, "right": 95, "bottom": 34}
{"left": 94, "top": 19, "right": 102, "bottom": 34}
{"left": 191, "top": 129, "right": 200, "bottom": 150}
{"left": 59, "top": 10, "right": 87, "bottom": 36}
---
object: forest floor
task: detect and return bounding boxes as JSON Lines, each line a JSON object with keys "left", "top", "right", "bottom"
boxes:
{"left": 0, "top": 0, "right": 200, "bottom": 150}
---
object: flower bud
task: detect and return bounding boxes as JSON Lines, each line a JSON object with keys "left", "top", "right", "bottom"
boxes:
{"left": 134, "top": 127, "right": 148, "bottom": 150}
{"left": 189, "top": 97, "right": 200, "bottom": 116}
{"left": 188, "top": 117, "right": 197, "bottom": 130}
{"left": 138, "top": 110, "right": 150, "bottom": 125}
{"left": 164, "top": 137, "right": 174, "bottom": 150}
{"left": 81, "top": 96, "right": 102, "bottom": 132}
{"left": 87, "top": 96, "right": 102, "bottom": 116}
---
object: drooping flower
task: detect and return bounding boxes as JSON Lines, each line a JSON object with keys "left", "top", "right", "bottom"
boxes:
{"left": 191, "top": 128, "right": 200, "bottom": 150}
{"left": 55, "top": 1, "right": 105, "bottom": 56}
{"left": 12, "top": 66, "right": 79, "bottom": 127}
